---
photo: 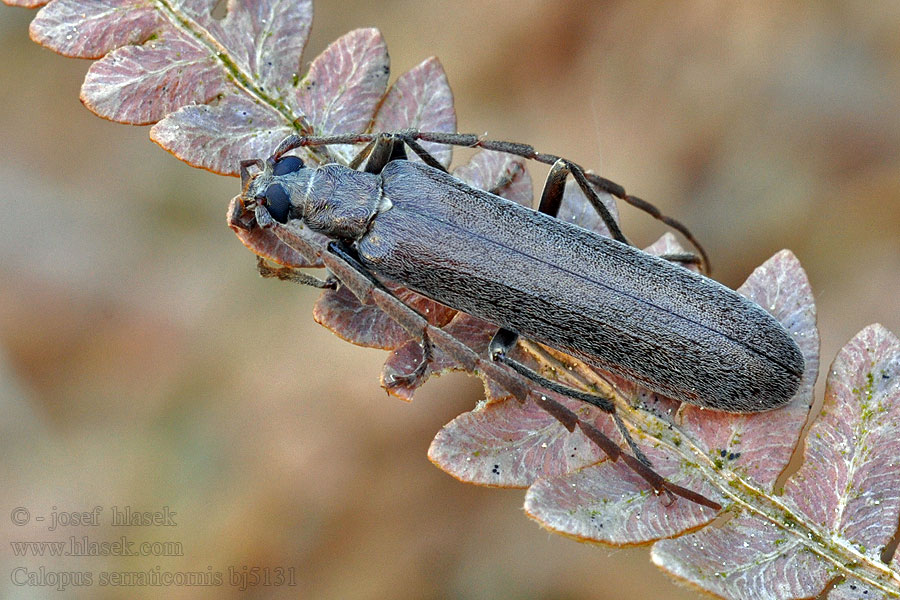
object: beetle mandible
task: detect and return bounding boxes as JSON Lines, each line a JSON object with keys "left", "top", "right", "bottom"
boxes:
{"left": 231, "top": 130, "right": 805, "bottom": 508}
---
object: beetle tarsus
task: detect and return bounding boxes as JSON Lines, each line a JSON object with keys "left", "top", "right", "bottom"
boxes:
{"left": 256, "top": 257, "right": 336, "bottom": 289}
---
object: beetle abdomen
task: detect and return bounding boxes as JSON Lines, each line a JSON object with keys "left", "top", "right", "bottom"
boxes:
{"left": 359, "top": 161, "right": 804, "bottom": 412}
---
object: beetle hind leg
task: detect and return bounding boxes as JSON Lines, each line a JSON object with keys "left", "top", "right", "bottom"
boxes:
{"left": 488, "top": 328, "right": 653, "bottom": 468}
{"left": 536, "top": 159, "right": 705, "bottom": 271}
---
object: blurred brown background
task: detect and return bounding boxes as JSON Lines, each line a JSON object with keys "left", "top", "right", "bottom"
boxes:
{"left": 1, "top": 1, "right": 898, "bottom": 599}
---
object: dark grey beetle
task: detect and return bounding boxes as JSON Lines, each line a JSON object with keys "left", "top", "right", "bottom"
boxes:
{"left": 238, "top": 132, "right": 805, "bottom": 415}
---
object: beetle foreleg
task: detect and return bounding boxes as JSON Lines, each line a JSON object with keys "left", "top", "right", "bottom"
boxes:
{"left": 255, "top": 257, "right": 337, "bottom": 289}
{"left": 240, "top": 158, "right": 265, "bottom": 192}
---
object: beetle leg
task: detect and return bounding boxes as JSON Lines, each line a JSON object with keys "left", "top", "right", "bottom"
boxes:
{"left": 240, "top": 158, "right": 265, "bottom": 191}
{"left": 382, "top": 330, "right": 434, "bottom": 390}
{"left": 537, "top": 159, "right": 630, "bottom": 247}
{"left": 392, "top": 132, "right": 449, "bottom": 173}
{"left": 656, "top": 252, "right": 703, "bottom": 268}
{"left": 535, "top": 158, "right": 568, "bottom": 217}
{"left": 610, "top": 411, "right": 653, "bottom": 468}
{"left": 533, "top": 394, "right": 719, "bottom": 510}
{"left": 485, "top": 160, "right": 525, "bottom": 196}
{"left": 363, "top": 134, "right": 409, "bottom": 174}
{"left": 228, "top": 196, "right": 255, "bottom": 232}
{"left": 347, "top": 138, "right": 377, "bottom": 170}
{"left": 488, "top": 328, "right": 611, "bottom": 412}
{"left": 488, "top": 328, "right": 652, "bottom": 467}
{"left": 517, "top": 155, "right": 704, "bottom": 272}
{"left": 255, "top": 257, "right": 337, "bottom": 289}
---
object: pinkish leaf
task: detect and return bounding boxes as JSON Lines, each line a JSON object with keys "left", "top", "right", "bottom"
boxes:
{"left": 27, "top": 0, "right": 319, "bottom": 173}
{"left": 151, "top": 92, "right": 292, "bottom": 174}
{"left": 652, "top": 513, "right": 831, "bottom": 600}
{"left": 313, "top": 283, "right": 455, "bottom": 351}
{"left": 26, "top": 3, "right": 431, "bottom": 174}
{"left": 373, "top": 57, "right": 456, "bottom": 168}
{"left": 676, "top": 250, "right": 818, "bottom": 492}
{"left": 653, "top": 324, "right": 900, "bottom": 598}
{"left": 296, "top": 28, "right": 388, "bottom": 161}
{"left": 207, "top": 0, "right": 313, "bottom": 100}
{"left": 82, "top": 35, "right": 225, "bottom": 125}
{"left": 4, "top": 0, "right": 49, "bottom": 8}
{"left": 453, "top": 150, "right": 534, "bottom": 207}
{"left": 30, "top": 0, "right": 162, "bottom": 58}
{"left": 783, "top": 324, "right": 900, "bottom": 552}
{"left": 76, "top": 0, "right": 313, "bottom": 124}
{"left": 525, "top": 442, "right": 720, "bottom": 545}
{"left": 830, "top": 580, "right": 882, "bottom": 600}
{"left": 429, "top": 394, "right": 617, "bottom": 488}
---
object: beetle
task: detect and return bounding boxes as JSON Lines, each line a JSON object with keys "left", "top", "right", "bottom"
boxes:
{"left": 230, "top": 130, "right": 805, "bottom": 508}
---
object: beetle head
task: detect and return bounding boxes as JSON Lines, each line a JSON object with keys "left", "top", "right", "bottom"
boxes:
{"left": 238, "top": 154, "right": 313, "bottom": 226}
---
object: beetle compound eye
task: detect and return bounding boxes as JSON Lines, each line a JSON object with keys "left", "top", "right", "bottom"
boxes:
{"left": 264, "top": 183, "right": 291, "bottom": 223}
{"left": 273, "top": 155, "right": 304, "bottom": 176}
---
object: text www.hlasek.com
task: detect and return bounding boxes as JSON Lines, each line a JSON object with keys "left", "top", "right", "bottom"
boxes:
{"left": 10, "top": 536, "right": 183, "bottom": 557}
